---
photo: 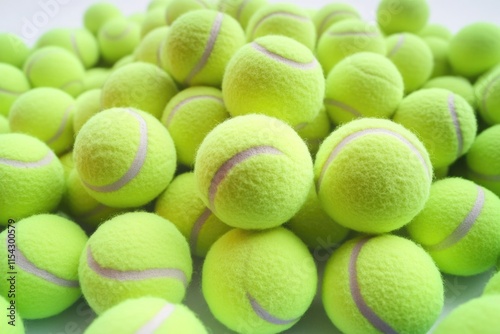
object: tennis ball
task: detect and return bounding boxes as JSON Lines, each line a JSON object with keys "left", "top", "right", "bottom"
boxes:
{"left": 134, "top": 27, "right": 169, "bottom": 68}
{"left": 36, "top": 28, "right": 99, "bottom": 69}
{"left": 160, "top": 86, "right": 229, "bottom": 166}
{"left": 393, "top": 88, "right": 477, "bottom": 169}
{"left": 246, "top": 3, "right": 316, "bottom": 50}
{"left": 112, "top": 54, "right": 135, "bottom": 69}
{"left": 82, "top": 68, "right": 109, "bottom": 92}
{"left": 449, "top": 23, "right": 500, "bottom": 79}
{"left": 61, "top": 169, "right": 124, "bottom": 232}
{"left": 9, "top": 88, "right": 75, "bottom": 155}
{"left": 0, "top": 116, "right": 9, "bottom": 134}
{"left": 323, "top": 235, "right": 443, "bottom": 334}
{"left": 128, "top": 12, "right": 146, "bottom": 25}
{"left": 315, "top": 118, "right": 432, "bottom": 233}
{"left": 162, "top": 10, "right": 245, "bottom": 87}
{"left": 466, "top": 125, "right": 500, "bottom": 197}
{"left": 296, "top": 106, "right": 331, "bottom": 156}
{"left": 434, "top": 165, "right": 449, "bottom": 180}
{"left": 166, "top": 0, "right": 213, "bottom": 25}
{"left": 324, "top": 52, "right": 404, "bottom": 125}
{"left": 74, "top": 107, "right": 176, "bottom": 208}
{"left": 0, "top": 63, "right": 30, "bottom": 117}
{"left": 73, "top": 89, "right": 101, "bottom": 135}
{"left": 475, "top": 66, "right": 500, "bottom": 125}
{"left": 79, "top": 212, "right": 192, "bottom": 315}
{"left": 155, "top": 173, "right": 232, "bottom": 257}
{"left": 407, "top": 178, "right": 500, "bottom": 276}
{"left": 0, "top": 295, "right": 24, "bottom": 333}
{"left": 222, "top": 35, "right": 324, "bottom": 127}
{"left": 217, "top": 0, "right": 268, "bottom": 30}
{"left": 0, "top": 214, "right": 88, "bottom": 319}
{"left": 424, "top": 76, "right": 476, "bottom": 109}
{"left": 141, "top": 8, "right": 167, "bottom": 38}
{"left": 386, "top": 33, "right": 433, "bottom": 94}
{"left": 102, "top": 62, "right": 178, "bottom": 119}
{"left": 433, "top": 296, "right": 500, "bottom": 334}
{"left": 484, "top": 271, "right": 500, "bottom": 295}
{"left": 317, "top": 20, "right": 386, "bottom": 77}
{"left": 377, "top": 0, "right": 429, "bottom": 35}
{"left": 98, "top": 18, "right": 141, "bottom": 65}
{"left": 84, "top": 2, "right": 123, "bottom": 35}
{"left": 203, "top": 228, "right": 317, "bottom": 334}
{"left": 313, "top": 3, "right": 360, "bottom": 38}
{"left": 85, "top": 297, "right": 207, "bottom": 334}
{"left": 419, "top": 23, "right": 453, "bottom": 41}
{"left": 287, "top": 185, "right": 349, "bottom": 250}
{"left": 23, "top": 46, "right": 85, "bottom": 97}
{"left": 423, "top": 37, "right": 451, "bottom": 79}
{"left": 195, "top": 114, "right": 313, "bottom": 229}
{"left": 59, "top": 150, "right": 74, "bottom": 178}
{"left": 0, "top": 33, "right": 30, "bottom": 68}
{"left": 148, "top": 0, "right": 172, "bottom": 11}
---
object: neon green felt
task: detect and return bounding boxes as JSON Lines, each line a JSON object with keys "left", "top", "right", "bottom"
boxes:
{"left": 423, "top": 76, "right": 476, "bottom": 109}
{"left": 423, "top": 36, "right": 451, "bottom": 79}
{"left": 73, "top": 89, "right": 101, "bottom": 135}
{"left": 0, "top": 63, "right": 30, "bottom": 117}
{"left": 475, "top": 65, "right": 500, "bottom": 125}
{"left": 484, "top": 271, "right": 500, "bottom": 296}
{"left": 166, "top": 0, "right": 213, "bottom": 25}
{"left": 97, "top": 18, "right": 141, "bottom": 65}
{"left": 84, "top": 2, "right": 122, "bottom": 35}
{"left": 312, "top": 3, "right": 360, "bottom": 38}
{"left": 0, "top": 33, "right": 30, "bottom": 68}
{"left": 134, "top": 27, "right": 170, "bottom": 68}
{"left": 297, "top": 106, "right": 331, "bottom": 156}
{"left": 377, "top": 0, "right": 429, "bottom": 35}
{"left": 0, "top": 115, "right": 9, "bottom": 134}
{"left": 217, "top": 0, "right": 268, "bottom": 29}
{"left": 140, "top": 8, "right": 167, "bottom": 38}
{"left": 82, "top": 68, "right": 110, "bottom": 92}
{"left": 419, "top": 23, "right": 453, "bottom": 41}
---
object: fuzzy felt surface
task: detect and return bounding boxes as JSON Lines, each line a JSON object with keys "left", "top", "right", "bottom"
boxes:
{"left": 217, "top": 0, "right": 268, "bottom": 30}
{"left": 423, "top": 37, "right": 451, "bottom": 79}
{"left": 97, "top": 18, "right": 141, "bottom": 65}
{"left": 297, "top": 106, "right": 331, "bottom": 156}
{"left": 312, "top": 3, "right": 360, "bottom": 37}
{"left": 0, "top": 63, "right": 30, "bottom": 117}
{"left": 322, "top": 235, "right": 443, "bottom": 334}
{"left": 73, "top": 89, "right": 101, "bottom": 134}
{"left": 475, "top": 66, "right": 500, "bottom": 125}
{"left": 203, "top": 228, "right": 317, "bottom": 334}
{"left": 0, "top": 115, "right": 10, "bottom": 134}
{"left": 166, "top": 0, "right": 213, "bottom": 25}
{"left": 424, "top": 76, "right": 476, "bottom": 109}
{"left": 134, "top": 27, "right": 170, "bottom": 68}
{"left": 377, "top": 0, "right": 429, "bottom": 35}
{"left": 83, "top": 3, "right": 122, "bottom": 35}
{"left": 0, "top": 33, "right": 30, "bottom": 68}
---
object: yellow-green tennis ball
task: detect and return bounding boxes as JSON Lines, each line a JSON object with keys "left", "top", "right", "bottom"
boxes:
{"left": 423, "top": 36, "right": 451, "bottom": 79}
{"left": 449, "top": 23, "right": 500, "bottom": 79}
{"left": 83, "top": 68, "right": 110, "bottom": 92}
{"left": 141, "top": 8, "right": 167, "bottom": 38}
{"left": 377, "top": 0, "right": 429, "bottom": 35}
{"left": 112, "top": 54, "right": 135, "bottom": 70}
{"left": 0, "top": 33, "right": 30, "bottom": 68}
{"left": 195, "top": 114, "right": 313, "bottom": 229}
{"left": 59, "top": 150, "right": 74, "bottom": 178}
{"left": 419, "top": 23, "right": 453, "bottom": 41}
{"left": 148, "top": 0, "right": 173, "bottom": 11}
{"left": 0, "top": 63, "right": 30, "bottom": 117}
{"left": 166, "top": 0, "right": 213, "bottom": 25}
{"left": 98, "top": 18, "right": 141, "bottom": 65}
{"left": 85, "top": 297, "right": 208, "bottom": 334}
{"left": 9, "top": 88, "right": 75, "bottom": 155}
{"left": 74, "top": 107, "right": 176, "bottom": 208}
{"left": 128, "top": 12, "right": 146, "bottom": 26}
{"left": 0, "top": 134, "right": 64, "bottom": 224}
{"left": 297, "top": 106, "right": 331, "bottom": 156}
{"left": 0, "top": 214, "right": 88, "bottom": 319}
{"left": 222, "top": 35, "right": 324, "bottom": 127}
{"left": 84, "top": 2, "right": 123, "bottom": 35}
{"left": 160, "top": 86, "right": 229, "bottom": 166}
{"left": 203, "top": 228, "right": 317, "bottom": 334}
{"left": 79, "top": 212, "right": 192, "bottom": 315}
{"left": 407, "top": 178, "right": 500, "bottom": 276}
{"left": 424, "top": 76, "right": 476, "bottom": 109}
{"left": 155, "top": 173, "right": 232, "bottom": 257}
{"left": 313, "top": 3, "right": 360, "bottom": 38}
{"left": 102, "top": 62, "right": 178, "bottom": 119}
{"left": 475, "top": 66, "right": 500, "bottom": 125}
{"left": 433, "top": 296, "right": 500, "bottom": 334}
{"left": 386, "top": 33, "right": 433, "bottom": 94}
{"left": 434, "top": 165, "right": 449, "bottom": 180}
{"left": 246, "top": 3, "right": 316, "bottom": 51}
{"left": 393, "top": 88, "right": 477, "bottom": 169}
{"left": 36, "top": 28, "right": 99, "bottom": 69}
{"left": 315, "top": 118, "right": 432, "bottom": 233}
{"left": 484, "top": 271, "right": 500, "bottom": 295}
{"left": 324, "top": 52, "right": 403, "bottom": 125}
{"left": 61, "top": 169, "right": 124, "bottom": 232}
{"left": 134, "top": 27, "right": 169, "bottom": 68}
{"left": 287, "top": 185, "right": 349, "bottom": 250}
{"left": 0, "top": 295, "right": 24, "bottom": 334}
{"left": 323, "top": 235, "right": 443, "bottom": 334}
{"left": 466, "top": 125, "right": 500, "bottom": 197}
{"left": 162, "top": 10, "right": 245, "bottom": 87}
{"left": 217, "top": 0, "right": 268, "bottom": 30}
{"left": 73, "top": 89, "right": 101, "bottom": 135}
{"left": 0, "top": 115, "right": 9, "bottom": 134}
{"left": 317, "top": 20, "right": 386, "bottom": 77}
{"left": 23, "top": 46, "right": 85, "bottom": 97}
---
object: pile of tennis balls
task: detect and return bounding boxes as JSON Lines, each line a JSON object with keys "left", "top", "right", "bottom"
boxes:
{"left": 1, "top": 0, "right": 500, "bottom": 332}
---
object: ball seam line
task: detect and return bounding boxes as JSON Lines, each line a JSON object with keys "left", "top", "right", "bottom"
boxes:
{"left": 324, "top": 98, "right": 362, "bottom": 118}
{"left": 103, "top": 23, "right": 132, "bottom": 40}
{"left": 86, "top": 246, "right": 188, "bottom": 287}
{"left": 183, "top": 13, "right": 224, "bottom": 86}
{"left": 135, "top": 303, "right": 175, "bottom": 334}
{"left": 208, "top": 145, "right": 284, "bottom": 210}
{"left": 60, "top": 79, "right": 83, "bottom": 92}
{"left": 190, "top": 208, "right": 212, "bottom": 255}
{"left": 47, "top": 104, "right": 73, "bottom": 145}
{"left": 82, "top": 108, "right": 148, "bottom": 193}
{"left": 349, "top": 237, "right": 398, "bottom": 334}
{"left": 250, "top": 11, "right": 310, "bottom": 40}
{"left": 481, "top": 73, "right": 500, "bottom": 119}
{"left": 318, "top": 10, "right": 358, "bottom": 35}
{"left": 388, "top": 34, "right": 406, "bottom": 58}
{"left": 165, "top": 95, "right": 224, "bottom": 127}
{"left": 237, "top": 0, "right": 252, "bottom": 21}
{"left": 25, "top": 50, "right": 49, "bottom": 81}
{"left": 247, "top": 292, "right": 300, "bottom": 325}
{"left": 252, "top": 42, "right": 318, "bottom": 70}
{"left": 0, "top": 87, "right": 24, "bottom": 96}
{"left": 0, "top": 149, "right": 54, "bottom": 168}
{"left": 70, "top": 31, "right": 84, "bottom": 64}
{"left": 426, "top": 186, "right": 485, "bottom": 251}
{"left": 446, "top": 94, "right": 464, "bottom": 158}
